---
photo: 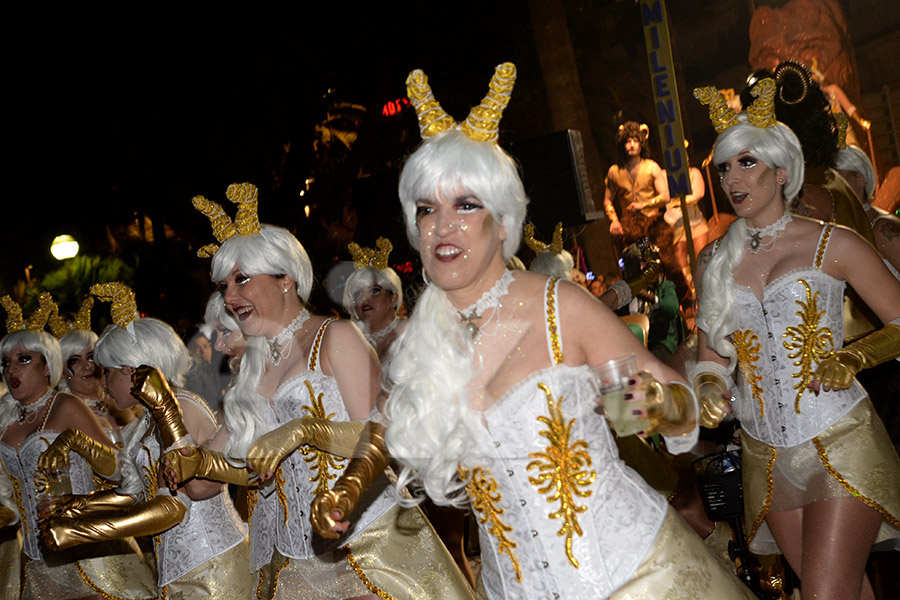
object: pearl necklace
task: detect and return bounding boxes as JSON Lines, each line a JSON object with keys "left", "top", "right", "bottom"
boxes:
{"left": 457, "top": 270, "right": 515, "bottom": 339}
{"left": 267, "top": 309, "right": 310, "bottom": 366}
{"left": 364, "top": 317, "right": 399, "bottom": 348}
{"left": 18, "top": 389, "right": 54, "bottom": 425}
{"left": 747, "top": 210, "right": 792, "bottom": 254}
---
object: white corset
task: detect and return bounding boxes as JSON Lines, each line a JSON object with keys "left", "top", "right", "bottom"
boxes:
{"left": 466, "top": 364, "right": 666, "bottom": 600}
{"left": 730, "top": 234, "right": 866, "bottom": 447}
{"left": 131, "top": 392, "right": 247, "bottom": 587}
{"left": 248, "top": 319, "right": 394, "bottom": 571}
{"left": 0, "top": 429, "right": 94, "bottom": 560}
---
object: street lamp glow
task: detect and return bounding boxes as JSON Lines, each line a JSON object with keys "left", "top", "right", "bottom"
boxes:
{"left": 51, "top": 235, "right": 79, "bottom": 260}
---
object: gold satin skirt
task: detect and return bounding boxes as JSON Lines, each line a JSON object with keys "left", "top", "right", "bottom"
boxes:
{"left": 163, "top": 538, "right": 254, "bottom": 600}
{"left": 261, "top": 504, "right": 475, "bottom": 600}
{"left": 609, "top": 507, "right": 756, "bottom": 599}
{"left": 742, "top": 398, "right": 900, "bottom": 554}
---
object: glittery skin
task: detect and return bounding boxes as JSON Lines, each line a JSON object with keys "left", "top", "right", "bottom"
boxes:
{"left": 783, "top": 279, "right": 834, "bottom": 413}
{"left": 299, "top": 380, "right": 347, "bottom": 494}
{"left": 526, "top": 383, "right": 596, "bottom": 568}
{"left": 463, "top": 466, "right": 522, "bottom": 582}
{"left": 733, "top": 329, "right": 765, "bottom": 418}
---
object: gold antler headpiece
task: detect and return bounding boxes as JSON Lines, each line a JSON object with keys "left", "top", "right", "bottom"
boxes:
{"left": 524, "top": 223, "right": 564, "bottom": 255}
{"left": 48, "top": 299, "right": 68, "bottom": 339}
{"left": 91, "top": 282, "right": 138, "bottom": 331}
{"left": 1, "top": 292, "right": 55, "bottom": 334}
{"left": 835, "top": 112, "right": 849, "bottom": 150}
{"left": 192, "top": 182, "right": 262, "bottom": 257}
{"left": 74, "top": 297, "right": 94, "bottom": 331}
{"left": 694, "top": 78, "right": 776, "bottom": 133}
{"left": 47, "top": 296, "right": 93, "bottom": 338}
{"left": 348, "top": 237, "right": 393, "bottom": 270}
{"left": 407, "top": 62, "right": 517, "bottom": 143}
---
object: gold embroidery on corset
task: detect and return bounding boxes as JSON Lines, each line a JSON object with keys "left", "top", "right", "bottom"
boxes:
{"left": 462, "top": 466, "right": 522, "bottom": 582}
{"left": 732, "top": 329, "right": 765, "bottom": 418}
{"left": 545, "top": 278, "right": 562, "bottom": 365}
{"left": 783, "top": 279, "right": 834, "bottom": 413}
{"left": 246, "top": 487, "right": 259, "bottom": 527}
{"left": 813, "top": 438, "right": 900, "bottom": 530}
{"left": 33, "top": 470, "right": 51, "bottom": 497}
{"left": 300, "top": 380, "right": 347, "bottom": 494}
{"left": 746, "top": 445, "right": 777, "bottom": 543}
{"left": 526, "top": 383, "right": 596, "bottom": 569}
{"left": 1, "top": 462, "right": 26, "bottom": 538}
{"left": 275, "top": 468, "right": 289, "bottom": 526}
{"left": 93, "top": 473, "right": 117, "bottom": 491}
{"left": 140, "top": 444, "right": 163, "bottom": 596}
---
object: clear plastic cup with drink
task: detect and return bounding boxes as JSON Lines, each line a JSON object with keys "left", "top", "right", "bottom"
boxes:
{"left": 592, "top": 354, "right": 649, "bottom": 437}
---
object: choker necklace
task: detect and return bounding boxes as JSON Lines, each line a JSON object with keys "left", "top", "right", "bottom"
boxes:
{"left": 18, "top": 389, "right": 54, "bottom": 425}
{"left": 747, "top": 211, "right": 792, "bottom": 254}
{"left": 74, "top": 392, "right": 108, "bottom": 416}
{"left": 457, "top": 270, "right": 515, "bottom": 339}
{"left": 267, "top": 309, "right": 310, "bottom": 366}
{"left": 365, "top": 317, "right": 399, "bottom": 348}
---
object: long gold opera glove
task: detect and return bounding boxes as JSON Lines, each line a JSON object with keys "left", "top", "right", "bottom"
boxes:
{"left": 162, "top": 446, "right": 255, "bottom": 489}
{"left": 815, "top": 322, "right": 900, "bottom": 390}
{"left": 689, "top": 361, "right": 733, "bottom": 429}
{"left": 38, "top": 429, "right": 118, "bottom": 478}
{"left": 0, "top": 506, "right": 16, "bottom": 527}
{"left": 131, "top": 365, "right": 190, "bottom": 450}
{"left": 246, "top": 418, "right": 365, "bottom": 478}
{"left": 632, "top": 371, "right": 696, "bottom": 437}
{"left": 310, "top": 422, "right": 388, "bottom": 540}
{"left": 41, "top": 489, "right": 137, "bottom": 520}
{"left": 41, "top": 495, "right": 186, "bottom": 551}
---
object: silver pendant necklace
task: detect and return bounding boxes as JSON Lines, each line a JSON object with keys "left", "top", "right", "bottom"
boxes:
{"left": 457, "top": 270, "right": 515, "bottom": 339}
{"left": 18, "top": 389, "right": 54, "bottom": 425}
{"left": 747, "top": 210, "right": 792, "bottom": 254}
{"left": 267, "top": 309, "right": 311, "bottom": 366}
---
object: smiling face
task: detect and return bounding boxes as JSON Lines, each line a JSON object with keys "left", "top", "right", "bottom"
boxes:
{"left": 415, "top": 190, "right": 507, "bottom": 305}
{"left": 2, "top": 346, "right": 50, "bottom": 403}
{"left": 66, "top": 347, "right": 102, "bottom": 397}
{"left": 102, "top": 365, "right": 138, "bottom": 410}
{"left": 220, "top": 265, "right": 294, "bottom": 339}
{"left": 717, "top": 150, "right": 786, "bottom": 223}
{"left": 214, "top": 323, "right": 247, "bottom": 373}
{"left": 353, "top": 280, "right": 397, "bottom": 332}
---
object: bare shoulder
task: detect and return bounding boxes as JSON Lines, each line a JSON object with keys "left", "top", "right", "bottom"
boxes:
{"left": 47, "top": 393, "right": 91, "bottom": 422}
{"left": 321, "top": 317, "right": 368, "bottom": 349}
{"left": 873, "top": 215, "right": 900, "bottom": 242}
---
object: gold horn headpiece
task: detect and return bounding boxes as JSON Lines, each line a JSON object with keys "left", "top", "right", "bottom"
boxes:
{"left": 694, "top": 78, "right": 776, "bottom": 133}
{"left": 407, "top": 62, "right": 517, "bottom": 143}
{"left": 524, "top": 223, "right": 564, "bottom": 255}
{"left": 1, "top": 292, "right": 55, "bottom": 334}
{"left": 348, "top": 237, "right": 393, "bottom": 270}
{"left": 48, "top": 299, "right": 68, "bottom": 339}
{"left": 192, "top": 182, "right": 262, "bottom": 257}
{"left": 47, "top": 296, "right": 93, "bottom": 339}
{"left": 91, "top": 282, "right": 139, "bottom": 331}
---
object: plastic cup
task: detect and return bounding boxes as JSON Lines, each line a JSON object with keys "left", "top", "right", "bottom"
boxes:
{"left": 592, "top": 354, "right": 648, "bottom": 437}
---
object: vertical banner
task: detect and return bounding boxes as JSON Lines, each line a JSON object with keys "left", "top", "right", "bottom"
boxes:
{"left": 639, "top": 0, "right": 695, "bottom": 265}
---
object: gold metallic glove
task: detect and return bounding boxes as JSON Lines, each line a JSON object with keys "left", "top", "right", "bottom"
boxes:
{"left": 815, "top": 323, "right": 900, "bottom": 390}
{"left": 644, "top": 194, "right": 668, "bottom": 209}
{"left": 690, "top": 361, "right": 732, "bottom": 429}
{"left": 163, "top": 446, "right": 254, "bottom": 488}
{"left": 310, "top": 422, "right": 388, "bottom": 540}
{"left": 632, "top": 372, "right": 696, "bottom": 437}
{"left": 41, "top": 494, "right": 186, "bottom": 551}
{"left": 604, "top": 203, "right": 619, "bottom": 222}
{"left": 41, "top": 489, "right": 137, "bottom": 520}
{"left": 38, "top": 429, "right": 118, "bottom": 478}
{"left": 0, "top": 506, "right": 16, "bottom": 528}
{"left": 131, "top": 365, "right": 189, "bottom": 449}
{"left": 247, "top": 418, "right": 365, "bottom": 478}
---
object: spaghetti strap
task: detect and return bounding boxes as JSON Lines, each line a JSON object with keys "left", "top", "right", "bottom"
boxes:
{"left": 543, "top": 277, "right": 563, "bottom": 366}
{"left": 813, "top": 223, "right": 835, "bottom": 269}
{"left": 307, "top": 318, "right": 337, "bottom": 371}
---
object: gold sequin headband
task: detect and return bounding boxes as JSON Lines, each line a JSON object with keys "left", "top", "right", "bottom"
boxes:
{"left": 192, "top": 182, "right": 262, "bottom": 257}
{"left": 694, "top": 78, "right": 776, "bottom": 133}
{"left": 407, "top": 62, "right": 517, "bottom": 143}
{"left": 91, "top": 282, "right": 138, "bottom": 331}
{"left": 524, "top": 223, "right": 564, "bottom": 255}
{"left": 348, "top": 237, "right": 393, "bottom": 270}
{"left": 1, "top": 291, "right": 55, "bottom": 334}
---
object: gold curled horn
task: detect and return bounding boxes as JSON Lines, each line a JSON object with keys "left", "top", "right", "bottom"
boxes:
{"left": 835, "top": 112, "right": 849, "bottom": 149}
{"left": 745, "top": 78, "right": 777, "bottom": 128}
{"left": 91, "top": 282, "right": 138, "bottom": 330}
{"left": 74, "top": 297, "right": 94, "bottom": 331}
{"left": 48, "top": 297, "right": 69, "bottom": 339}
{"left": 638, "top": 123, "right": 650, "bottom": 142}
{"left": 226, "top": 183, "right": 262, "bottom": 236}
{"left": 524, "top": 223, "right": 564, "bottom": 255}
{"left": 192, "top": 195, "right": 236, "bottom": 258}
{"left": 774, "top": 61, "right": 812, "bottom": 106}
{"left": 348, "top": 237, "right": 393, "bottom": 271}
{"left": 694, "top": 85, "right": 739, "bottom": 134}
{"left": 1, "top": 296, "right": 24, "bottom": 333}
{"left": 460, "top": 62, "right": 517, "bottom": 143}
{"left": 27, "top": 292, "right": 55, "bottom": 332}
{"left": 407, "top": 69, "right": 456, "bottom": 139}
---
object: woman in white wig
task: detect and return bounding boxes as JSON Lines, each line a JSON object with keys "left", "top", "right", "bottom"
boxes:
{"left": 693, "top": 79, "right": 900, "bottom": 600}
{"left": 342, "top": 237, "right": 408, "bottom": 361}
{"left": 163, "top": 183, "right": 473, "bottom": 599}
{"left": 205, "top": 291, "right": 246, "bottom": 375}
{"left": 41, "top": 283, "right": 252, "bottom": 599}
{"left": 312, "top": 63, "right": 756, "bottom": 599}
{"left": 525, "top": 222, "right": 575, "bottom": 281}
{"left": 0, "top": 293, "right": 123, "bottom": 600}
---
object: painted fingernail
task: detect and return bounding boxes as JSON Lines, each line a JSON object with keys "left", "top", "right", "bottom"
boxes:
{"left": 624, "top": 393, "right": 633, "bottom": 400}
{"left": 632, "top": 409, "right": 642, "bottom": 416}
